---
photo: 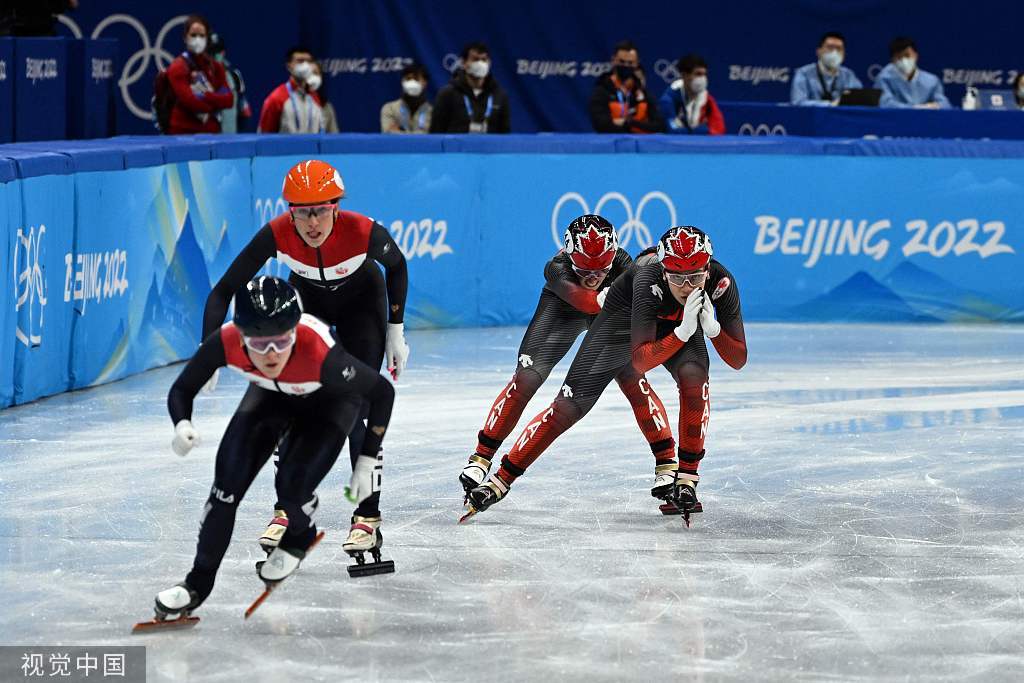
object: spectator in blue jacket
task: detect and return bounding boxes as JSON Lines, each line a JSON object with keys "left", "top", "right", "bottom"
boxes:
{"left": 874, "top": 37, "right": 950, "bottom": 109}
{"left": 658, "top": 54, "right": 725, "bottom": 134}
{"left": 790, "top": 32, "right": 862, "bottom": 106}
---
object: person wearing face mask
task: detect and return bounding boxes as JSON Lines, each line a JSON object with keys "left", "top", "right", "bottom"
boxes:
{"left": 874, "top": 37, "right": 950, "bottom": 109}
{"left": 309, "top": 61, "right": 339, "bottom": 133}
{"left": 1014, "top": 73, "right": 1024, "bottom": 110}
{"left": 207, "top": 33, "right": 252, "bottom": 134}
{"left": 429, "top": 42, "right": 511, "bottom": 133}
{"left": 658, "top": 54, "right": 725, "bottom": 135}
{"left": 589, "top": 40, "right": 665, "bottom": 133}
{"left": 381, "top": 63, "right": 432, "bottom": 133}
{"left": 164, "top": 14, "right": 234, "bottom": 134}
{"left": 258, "top": 46, "right": 324, "bottom": 133}
{"left": 790, "top": 32, "right": 863, "bottom": 106}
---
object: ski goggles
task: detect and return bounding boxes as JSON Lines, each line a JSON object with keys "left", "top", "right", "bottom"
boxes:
{"left": 571, "top": 265, "right": 613, "bottom": 279}
{"left": 290, "top": 203, "right": 336, "bottom": 222}
{"left": 664, "top": 269, "right": 709, "bottom": 288}
{"left": 242, "top": 330, "right": 296, "bottom": 354}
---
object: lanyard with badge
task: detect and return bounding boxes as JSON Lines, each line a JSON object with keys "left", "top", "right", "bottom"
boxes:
{"left": 615, "top": 89, "right": 631, "bottom": 119}
{"left": 463, "top": 94, "right": 493, "bottom": 133}
{"left": 401, "top": 103, "right": 428, "bottom": 132}
{"left": 286, "top": 80, "right": 316, "bottom": 132}
{"left": 815, "top": 65, "right": 837, "bottom": 101}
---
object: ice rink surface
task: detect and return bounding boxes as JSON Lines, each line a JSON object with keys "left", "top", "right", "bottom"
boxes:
{"left": 2, "top": 323, "right": 1023, "bottom": 682}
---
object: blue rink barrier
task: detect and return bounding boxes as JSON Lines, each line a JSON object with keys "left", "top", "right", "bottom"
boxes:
{"left": 1, "top": 134, "right": 1022, "bottom": 406}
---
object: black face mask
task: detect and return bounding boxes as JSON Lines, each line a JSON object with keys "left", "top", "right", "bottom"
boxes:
{"left": 614, "top": 65, "right": 635, "bottom": 82}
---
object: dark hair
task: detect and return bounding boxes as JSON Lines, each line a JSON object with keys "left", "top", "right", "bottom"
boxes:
{"left": 613, "top": 40, "right": 638, "bottom": 56}
{"left": 182, "top": 14, "right": 210, "bottom": 39}
{"left": 818, "top": 31, "right": 845, "bottom": 48}
{"left": 460, "top": 42, "right": 489, "bottom": 60}
{"left": 285, "top": 46, "right": 314, "bottom": 62}
{"left": 401, "top": 62, "right": 429, "bottom": 81}
{"left": 889, "top": 36, "right": 916, "bottom": 57}
{"left": 208, "top": 32, "right": 225, "bottom": 55}
{"left": 677, "top": 54, "right": 708, "bottom": 75}
{"left": 1014, "top": 72, "right": 1024, "bottom": 91}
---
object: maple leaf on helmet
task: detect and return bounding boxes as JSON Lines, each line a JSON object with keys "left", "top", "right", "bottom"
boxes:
{"left": 563, "top": 214, "right": 618, "bottom": 270}
{"left": 657, "top": 226, "right": 713, "bottom": 272}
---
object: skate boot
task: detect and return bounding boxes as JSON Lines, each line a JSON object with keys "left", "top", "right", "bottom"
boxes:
{"left": 258, "top": 509, "right": 289, "bottom": 554}
{"left": 460, "top": 452, "right": 493, "bottom": 501}
{"left": 133, "top": 582, "right": 203, "bottom": 633}
{"left": 459, "top": 474, "right": 510, "bottom": 523}
{"left": 343, "top": 516, "right": 395, "bottom": 577}
{"left": 651, "top": 462, "right": 678, "bottom": 500}
{"left": 667, "top": 472, "right": 702, "bottom": 527}
{"left": 256, "top": 545, "right": 306, "bottom": 586}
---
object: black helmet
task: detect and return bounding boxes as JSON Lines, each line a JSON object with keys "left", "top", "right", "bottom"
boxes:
{"left": 233, "top": 276, "right": 302, "bottom": 337}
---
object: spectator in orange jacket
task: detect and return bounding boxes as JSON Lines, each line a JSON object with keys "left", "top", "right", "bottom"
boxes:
{"left": 588, "top": 40, "right": 664, "bottom": 134}
{"left": 658, "top": 54, "right": 725, "bottom": 135}
{"left": 258, "top": 46, "right": 324, "bottom": 133}
{"left": 165, "top": 14, "right": 234, "bottom": 134}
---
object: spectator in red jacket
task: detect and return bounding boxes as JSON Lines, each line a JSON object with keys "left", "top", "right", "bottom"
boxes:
{"left": 165, "top": 14, "right": 234, "bottom": 134}
{"left": 658, "top": 54, "right": 725, "bottom": 135}
{"left": 258, "top": 46, "right": 324, "bottom": 133}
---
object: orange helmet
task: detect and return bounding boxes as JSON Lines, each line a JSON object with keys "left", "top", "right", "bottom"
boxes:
{"left": 281, "top": 160, "right": 345, "bottom": 205}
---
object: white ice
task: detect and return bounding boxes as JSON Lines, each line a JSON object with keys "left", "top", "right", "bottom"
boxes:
{"left": 2, "top": 323, "right": 1023, "bottom": 682}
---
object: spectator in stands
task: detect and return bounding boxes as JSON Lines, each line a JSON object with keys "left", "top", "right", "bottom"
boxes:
{"left": 430, "top": 42, "right": 510, "bottom": 133}
{"left": 259, "top": 46, "right": 324, "bottom": 133}
{"left": 208, "top": 33, "right": 252, "bottom": 133}
{"left": 165, "top": 15, "right": 234, "bottom": 134}
{"left": 790, "top": 32, "right": 862, "bottom": 106}
{"left": 382, "top": 63, "right": 432, "bottom": 133}
{"left": 309, "top": 61, "right": 340, "bottom": 132}
{"left": 658, "top": 54, "right": 725, "bottom": 135}
{"left": 589, "top": 40, "right": 664, "bottom": 133}
{"left": 874, "top": 37, "right": 950, "bottom": 109}
{"left": 1014, "top": 73, "right": 1024, "bottom": 110}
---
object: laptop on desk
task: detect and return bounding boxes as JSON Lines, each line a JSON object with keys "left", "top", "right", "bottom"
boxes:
{"left": 838, "top": 88, "right": 882, "bottom": 107}
{"left": 976, "top": 89, "right": 1017, "bottom": 110}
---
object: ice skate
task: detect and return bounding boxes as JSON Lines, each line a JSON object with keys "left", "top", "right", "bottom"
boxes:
{"left": 343, "top": 516, "right": 395, "bottom": 577}
{"left": 651, "top": 462, "right": 677, "bottom": 499}
{"left": 132, "top": 582, "right": 202, "bottom": 633}
{"left": 245, "top": 531, "right": 326, "bottom": 619}
{"left": 459, "top": 474, "right": 510, "bottom": 523}
{"left": 669, "top": 472, "right": 701, "bottom": 527}
{"left": 258, "top": 509, "right": 289, "bottom": 554}
{"left": 459, "top": 452, "right": 493, "bottom": 501}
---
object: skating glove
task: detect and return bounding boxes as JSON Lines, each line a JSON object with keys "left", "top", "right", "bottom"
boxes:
{"left": 596, "top": 288, "right": 609, "bottom": 308}
{"left": 171, "top": 420, "right": 201, "bottom": 457}
{"left": 673, "top": 289, "right": 704, "bottom": 342}
{"left": 385, "top": 322, "right": 410, "bottom": 379}
{"left": 699, "top": 294, "right": 721, "bottom": 338}
{"left": 345, "top": 452, "right": 382, "bottom": 504}
{"left": 201, "top": 368, "right": 219, "bottom": 394}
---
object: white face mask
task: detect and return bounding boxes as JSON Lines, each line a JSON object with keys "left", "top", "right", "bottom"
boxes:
{"left": 466, "top": 59, "right": 490, "bottom": 79}
{"left": 402, "top": 79, "right": 424, "bottom": 97}
{"left": 186, "top": 36, "right": 206, "bottom": 55}
{"left": 291, "top": 61, "right": 313, "bottom": 81}
{"left": 895, "top": 56, "right": 916, "bottom": 76}
{"left": 689, "top": 75, "right": 708, "bottom": 93}
{"left": 305, "top": 74, "right": 322, "bottom": 91}
{"left": 820, "top": 49, "right": 843, "bottom": 70}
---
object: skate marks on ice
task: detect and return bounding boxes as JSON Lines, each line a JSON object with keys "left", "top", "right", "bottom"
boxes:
{"left": 1, "top": 324, "right": 1023, "bottom": 681}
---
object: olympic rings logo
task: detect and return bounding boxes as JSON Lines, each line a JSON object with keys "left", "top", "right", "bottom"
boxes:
{"left": 442, "top": 53, "right": 461, "bottom": 73}
{"left": 551, "top": 192, "right": 677, "bottom": 251}
{"left": 58, "top": 13, "right": 188, "bottom": 120}
{"left": 14, "top": 225, "right": 47, "bottom": 347}
{"left": 867, "top": 63, "right": 884, "bottom": 82}
{"left": 737, "top": 123, "right": 787, "bottom": 136}
{"left": 653, "top": 59, "right": 679, "bottom": 84}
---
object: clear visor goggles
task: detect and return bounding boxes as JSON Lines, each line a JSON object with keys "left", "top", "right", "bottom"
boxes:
{"left": 664, "top": 269, "right": 709, "bottom": 288}
{"left": 243, "top": 330, "right": 296, "bottom": 354}
{"left": 572, "top": 265, "right": 613, "bottom": 279}
{"left": 290, "top": 202, "right": 336, "bottom": 222}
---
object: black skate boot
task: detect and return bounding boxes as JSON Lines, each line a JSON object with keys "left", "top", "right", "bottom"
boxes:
{"left": 459, "top": 453, "right": 493, "bottom": 502}
{"left": 667, "top": 472, "right": 702, "bottom": 526}
{"left": 459, "top": 474, "right": 510, "bottom": 523}
{"left": 651, "top": 462, "right": 678, "bottom": 499}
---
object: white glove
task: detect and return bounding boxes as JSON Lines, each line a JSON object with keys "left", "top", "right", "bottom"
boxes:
{"left": 699, "top": 294, "right": 721, "bottom": 338}
{"left": 385, "top": 322, "right": 410, "bottom": 379}
{"left": 201, "top": 368, "right": 219, "bottom": 394}
{"left": 171, "top": 419, "right": 201, "bottom": 457}
{"left": 673, "top": 290, "right": 704, "bottom": 342}
{"left": 345, "top": 453, "right": 382, "bottom": 504}
{"left": 596, "top": 288, "right": 609, "bottom": 308}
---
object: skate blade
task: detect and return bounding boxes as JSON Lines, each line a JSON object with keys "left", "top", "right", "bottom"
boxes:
{"left": 131, "top": 615, "right": 199, "bottom": 634}
{"left": 347, "top": 560, "right": 396, "bottom": 578}
{"left": 245, "top": 530, "right": 325, "bottom": 620}
{"left": 458, "top": 507, "right": 479, "bottom": 524}
{"left": 660, "top": 502, "right": 703, "bottom": 517}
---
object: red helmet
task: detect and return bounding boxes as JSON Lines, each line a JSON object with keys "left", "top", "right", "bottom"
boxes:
{"left": 563, "top": 214, "right": 618, "bottom": 270}
{"left": 282, "top": 160, "right": 345, "bottom": 205}
{"left": 657, "top": 226, "right": 713, "bottom": 272}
